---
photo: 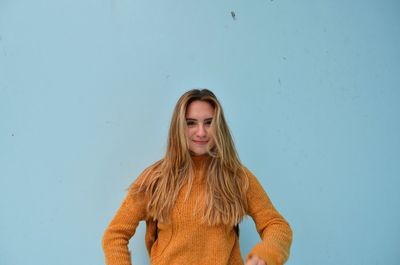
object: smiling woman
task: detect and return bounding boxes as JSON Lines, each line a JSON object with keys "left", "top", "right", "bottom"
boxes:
{"left": 102, "top": 89, "right": 293, "bottom": 265}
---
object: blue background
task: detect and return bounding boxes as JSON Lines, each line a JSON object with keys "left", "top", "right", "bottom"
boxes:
{"left": 1, "top": 0, "right": 399, "bottom": 264}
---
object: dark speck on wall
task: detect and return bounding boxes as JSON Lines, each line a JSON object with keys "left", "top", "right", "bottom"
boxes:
{"left": 11, "top": 133, "right": 14, "bottom": 136}
{"left": 282, "top": 56, "right": 287, "bottom": 60}
{"left": 230, "top": 11, "right": 236, "bottom": 20}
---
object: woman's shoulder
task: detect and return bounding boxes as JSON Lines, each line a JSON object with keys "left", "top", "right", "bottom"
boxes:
{"left": 141, "top": 159, "right": 164, "bottom": 175}
{"left": 239, "top": 165, "right": 266, "bottom": 192}
{"left": 240, "top": 165, "right": 256, "bottom": 180}
{"left": 128, "top": 159, "right": 164, "bottom": 192}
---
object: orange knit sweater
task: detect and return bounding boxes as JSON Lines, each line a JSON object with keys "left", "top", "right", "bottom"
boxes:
{"left": 102, "top": 155, "right": 292, "bottom": 265}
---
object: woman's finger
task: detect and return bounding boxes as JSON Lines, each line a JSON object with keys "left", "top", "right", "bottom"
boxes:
{"left": 245, "top": 256, "right": 257, "bottom": 265}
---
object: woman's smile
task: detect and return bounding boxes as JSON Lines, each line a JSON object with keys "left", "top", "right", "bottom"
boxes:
{"left": 193, "top": 140, "right": 208, "bottom": 145}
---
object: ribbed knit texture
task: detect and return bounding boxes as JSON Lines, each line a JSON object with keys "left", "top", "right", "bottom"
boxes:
{"left": 102, "top": 155, "right": 292, "bottom": 265}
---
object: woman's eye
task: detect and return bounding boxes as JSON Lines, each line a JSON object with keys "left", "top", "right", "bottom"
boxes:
{"left": 186, "top": 121, "right": 196, "bottom": 126}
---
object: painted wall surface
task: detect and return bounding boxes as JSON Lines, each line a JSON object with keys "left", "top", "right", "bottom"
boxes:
{"left": 1, "top": 1, "right": 399, "bottom": 264}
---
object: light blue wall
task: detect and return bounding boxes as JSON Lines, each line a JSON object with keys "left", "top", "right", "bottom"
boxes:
{"left": 1, "top": 0, "right": 399, "bottom": 264}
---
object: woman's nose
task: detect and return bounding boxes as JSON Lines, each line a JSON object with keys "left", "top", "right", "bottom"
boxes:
{"left": 196, "top": 124, "right": 207, "bottom": 137}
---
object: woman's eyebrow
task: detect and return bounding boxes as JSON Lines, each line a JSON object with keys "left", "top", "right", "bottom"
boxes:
{"left": 185, "top": 117, "right": 213, "bottom": 121}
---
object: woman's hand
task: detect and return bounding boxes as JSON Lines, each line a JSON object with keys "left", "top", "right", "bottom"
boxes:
{"left": 246, "top": 255, "right": 266, "bottom": 265}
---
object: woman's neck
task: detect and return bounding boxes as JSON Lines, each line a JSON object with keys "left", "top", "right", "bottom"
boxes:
{"left": 190, "top": 153, "right": 210, "bottom": 168}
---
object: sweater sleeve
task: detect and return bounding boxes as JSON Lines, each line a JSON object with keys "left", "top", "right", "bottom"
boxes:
{"left": 244, "top": 167, "right": 293, "bottom": 265}
{"left": 102, "top": 180, "right": 148, "bottom": 265}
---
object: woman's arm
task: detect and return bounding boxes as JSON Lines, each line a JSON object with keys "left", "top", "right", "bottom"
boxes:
{"left": 102, "top": 185, "right": 148, "bottom": 265}
{"left": 244, "top": 167, "right": 293, "bottom": 265}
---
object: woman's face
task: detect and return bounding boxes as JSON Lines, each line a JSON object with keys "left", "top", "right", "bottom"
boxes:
{"left": 185, "top": 100, "right": 214, "bottom": 156}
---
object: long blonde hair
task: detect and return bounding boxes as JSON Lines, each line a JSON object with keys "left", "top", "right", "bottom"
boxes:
{"left": 132, "top": 89, "right": 249, "bottom": 226}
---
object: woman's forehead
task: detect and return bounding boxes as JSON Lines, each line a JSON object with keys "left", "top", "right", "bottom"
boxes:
{"left": 185, "top": 101, "right": 214, "bottom": 119}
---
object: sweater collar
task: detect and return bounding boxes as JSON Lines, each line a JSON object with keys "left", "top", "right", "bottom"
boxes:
{"left": 190, "top": 153, "right": 210, "bottom": 168}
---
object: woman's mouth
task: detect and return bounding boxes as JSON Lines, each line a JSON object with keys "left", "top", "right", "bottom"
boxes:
{"left": 193, "top": 140, "right": 208, "bottom": 145}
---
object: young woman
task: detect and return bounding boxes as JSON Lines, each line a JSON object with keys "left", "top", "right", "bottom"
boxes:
{"left": 102, "top": 89, "right": 293, "bottom": 265}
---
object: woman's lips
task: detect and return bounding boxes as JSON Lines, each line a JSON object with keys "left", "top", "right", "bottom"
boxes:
{"left": 193, "top": 140, "right": 208, "bottom": 145}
